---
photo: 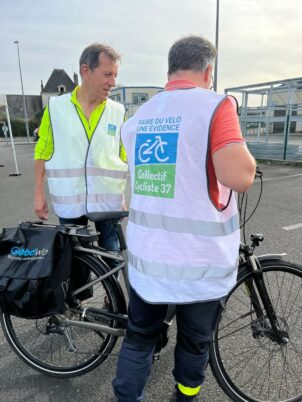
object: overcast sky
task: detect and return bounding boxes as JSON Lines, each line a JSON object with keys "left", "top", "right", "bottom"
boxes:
{"left": 0, "top": 0, "right": 301, "bottom": 96}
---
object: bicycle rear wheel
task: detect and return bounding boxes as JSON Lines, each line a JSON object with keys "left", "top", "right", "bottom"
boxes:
{"left": 0, "top": 253, "right": 126, "bottom": 378}
{"left": 210, "top": 259, "right": 302, "bottom": 402}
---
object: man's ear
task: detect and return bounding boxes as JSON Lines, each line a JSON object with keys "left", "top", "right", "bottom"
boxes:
{"left": 80, "top": 64, "right": 90, "bottom": 78}
{"left": 204, "top": 64, "right": 213, "bottom": 86}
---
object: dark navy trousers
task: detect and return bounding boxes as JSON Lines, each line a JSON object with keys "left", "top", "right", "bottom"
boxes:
{"left": 112, "top": 287, "right": 222, "bottom": 402}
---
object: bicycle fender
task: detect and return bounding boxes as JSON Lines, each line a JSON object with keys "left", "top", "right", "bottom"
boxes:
{"left": 256, "top": 253, "right": 287, "bottom": 261}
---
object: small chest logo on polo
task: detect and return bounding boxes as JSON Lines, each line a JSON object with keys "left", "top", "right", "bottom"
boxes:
{"left": 107, "top": 124, "right": 117, "bottom": 136}
{"left": 134, "top": 116, "right": 181, "bottom": 198}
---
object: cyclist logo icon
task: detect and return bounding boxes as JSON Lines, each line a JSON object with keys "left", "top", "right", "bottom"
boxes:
{"left": 135, "top": 132, "right": 178, "bottom": 167}
{"left": 138, "top": 135, "right": 169, "bottom": 164}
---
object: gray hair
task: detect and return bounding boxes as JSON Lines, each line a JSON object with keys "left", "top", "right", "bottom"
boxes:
{"left": 168, "top": 36, "right": 216, "bottom": 75}
{"left": 79, "top": 43, "right": 121, "bottom": 73}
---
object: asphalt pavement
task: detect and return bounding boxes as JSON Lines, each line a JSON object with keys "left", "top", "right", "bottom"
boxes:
{"left": 1, "top": 138, "right": 302, "bottom": 401}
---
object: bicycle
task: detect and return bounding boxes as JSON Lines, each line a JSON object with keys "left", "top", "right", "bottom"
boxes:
{"left": 1, "top": 169, "right": 302, "bottom": 402}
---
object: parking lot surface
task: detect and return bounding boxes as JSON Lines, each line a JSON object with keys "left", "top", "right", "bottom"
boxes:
{"left": 1, "top": 140, "right": 302, "bottom": 401}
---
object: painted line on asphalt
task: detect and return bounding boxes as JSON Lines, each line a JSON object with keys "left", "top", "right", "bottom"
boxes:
{"left": 283, "top": 223, "right": 302, "bottom": 231}
{"left": 261, "top": 173, "right": 302, "bottom": 182}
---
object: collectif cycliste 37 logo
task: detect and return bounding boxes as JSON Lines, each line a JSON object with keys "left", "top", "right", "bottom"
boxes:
{"left": 134, "top": 132, "right": 179, "bottom": 199}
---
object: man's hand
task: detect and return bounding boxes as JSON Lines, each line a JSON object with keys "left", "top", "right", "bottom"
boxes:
{"left": 122, "top": 198, "right": 127, "bottom": 211}
{"left": 34, "top": 190, "right": 48, "bottom": 220}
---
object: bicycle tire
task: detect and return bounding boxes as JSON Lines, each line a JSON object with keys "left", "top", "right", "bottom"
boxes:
{"left": 209, "top": 259, "right": 302, "bottom": 402}
{"left": 0, "top": 253, "right": 127, "bottom": 378}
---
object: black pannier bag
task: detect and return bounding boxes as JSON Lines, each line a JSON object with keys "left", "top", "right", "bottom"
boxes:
{"left": 0, "top": 222, "right": 72, "bottom": 319}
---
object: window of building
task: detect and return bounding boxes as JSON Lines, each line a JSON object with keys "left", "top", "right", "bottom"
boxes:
{"left": 140, "top": 94, "right": 148, "bottom": 102}
{"left": 132, "top": 93, "right": 148, "bottom": 104}
{"left": 58, "top": 85, "right": 66, "bottom": 94}
{"left": 132, "top": 94, "right": 139, "bottom": 104}
{"left": 110, "top": 94, "right": 121, "bottom": 102}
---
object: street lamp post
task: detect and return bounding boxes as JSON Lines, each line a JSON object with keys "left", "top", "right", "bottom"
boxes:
{"left": 213, "top": 0, "right": 219, "bottom": 92}
{"left": 14, "top": 40, "right": 30, "bottom": 143}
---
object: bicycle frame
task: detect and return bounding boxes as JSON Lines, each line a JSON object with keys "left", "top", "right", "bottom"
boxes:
{"left": 53, "top": 219, "right": 129, "bottom": 337}
{"left": 55, "top": 217, "right": 176, "bottom": 342}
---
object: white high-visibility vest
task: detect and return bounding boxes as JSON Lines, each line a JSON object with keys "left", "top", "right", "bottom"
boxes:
{"left": 122, "top": 87, "right": 240, "bottom": 303}
{"left": 46, "top": 94, "right": 128, "bottom": 218}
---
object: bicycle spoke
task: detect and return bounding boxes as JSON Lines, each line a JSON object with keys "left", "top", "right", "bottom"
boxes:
{"left": 279, "top": 346, "right": 300, "bottom": 396}
{"left": 217, "top": 317, "right": 255, "bottom": 340}
{"left": 227, "top": 288, "right": 253, "bottom": 311}
{"left": 284, "top": 282, "right": 302, "bottom": 323}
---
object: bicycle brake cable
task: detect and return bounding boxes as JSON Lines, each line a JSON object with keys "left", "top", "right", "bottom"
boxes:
{"left": 238, "top": 168, "right": 263, "bottom": 243}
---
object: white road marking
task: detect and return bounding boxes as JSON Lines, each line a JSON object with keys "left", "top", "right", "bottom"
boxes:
{"left": 283, "top": 223, "right": 302, "bottom": 231}
{"left": 261, "top": 173, "right": 302, "bottom": 182}
{"left": 256, "top": 171, "right": 302, "bottom": 231}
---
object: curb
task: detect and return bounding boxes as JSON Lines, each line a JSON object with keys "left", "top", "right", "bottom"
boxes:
{"left": 257, "top": 159, "right": 302, "bottom": 167}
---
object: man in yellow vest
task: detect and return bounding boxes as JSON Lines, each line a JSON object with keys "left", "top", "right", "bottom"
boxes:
{"left": 112, "top": 36, "right": 256, "bottom": 401}
{"left": 34, "top": 43, "right": 128, "bottom": 256}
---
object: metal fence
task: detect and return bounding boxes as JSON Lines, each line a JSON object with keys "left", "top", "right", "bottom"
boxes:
{"left": 226, "top": 77, "right": 302, "bottom": 161}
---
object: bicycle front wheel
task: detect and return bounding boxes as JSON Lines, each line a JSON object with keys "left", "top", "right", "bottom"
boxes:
{"left": 0, "top": 253, "right": 126, "bottom": 378}
{"left": 210, "top": 259, "right": 302, "bottom": 402}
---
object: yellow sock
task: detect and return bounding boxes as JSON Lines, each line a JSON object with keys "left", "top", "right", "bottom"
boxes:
{"left": 178, "top": 383, "right": 201, "bottom": 396}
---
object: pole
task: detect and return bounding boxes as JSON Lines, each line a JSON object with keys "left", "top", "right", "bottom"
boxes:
{"left": 213, "top": 0, "right": 219, "bottom": 92}
{"left": 14, "top": 40, "right": 30, "bottom": 144}
{"left": 3, "top": 95, "right": 21, "bottom": 176}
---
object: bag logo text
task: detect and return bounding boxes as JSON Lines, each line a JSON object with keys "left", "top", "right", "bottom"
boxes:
{"left": 10, "top": 247, "right": 49, "bottom": 258}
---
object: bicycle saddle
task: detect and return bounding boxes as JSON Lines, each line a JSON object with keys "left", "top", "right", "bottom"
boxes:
{"left": 85, "top": 211, "right": 129, "bottom": 222}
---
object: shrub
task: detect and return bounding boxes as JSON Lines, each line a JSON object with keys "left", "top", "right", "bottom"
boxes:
{"left": 4, "top": 119, "right": 36, "bottom": 137}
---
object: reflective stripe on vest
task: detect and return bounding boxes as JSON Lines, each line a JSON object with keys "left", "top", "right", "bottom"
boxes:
{"left": 47, "top": 167, "right": 127, "bottom": 179}
{"left": 51, "top": 193, "right": 123, "bottom": 204}
{"left": 46, "top": 94, "right": 127, "bottom": 218}
{"left": 128, "top": 251, "right": 236, "bottom": 281}
{"left": 129, "top": 208, "right": 239, "bottom": 236}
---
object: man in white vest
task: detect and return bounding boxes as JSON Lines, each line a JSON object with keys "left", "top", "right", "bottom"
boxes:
{"left": 112, "top": 36, "right": 256, "bottom": 401}
{"left": 34, "top": 43, "right": 128, "bottom": 256}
